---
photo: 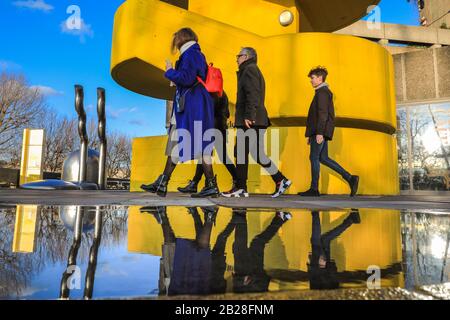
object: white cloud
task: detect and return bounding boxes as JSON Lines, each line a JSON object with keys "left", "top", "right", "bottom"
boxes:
{"left": 60, "top": 18, "right": 94, "bottom": 43}
{"left": 129, "top": 119, "right": 147, "bottom": 126}
{"left": 108, "top": 107, "right": 138, "bottom": 119}
{"left": 13, "top": 0, "right": 54, "bottom": 12}
{"left": 0, "top": 60, "right": 21, "bottom": 71}
{"left": 30, "top": 85, "right": 63, "bottom": 96}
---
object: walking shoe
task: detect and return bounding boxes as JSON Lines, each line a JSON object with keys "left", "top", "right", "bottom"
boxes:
{"left": 272, "top": 178, "right": 292, "bottom": 198}
{"left": 191, "top": 176, "right": 220, "bottom": 198}
{"left": 139, "top": 206, "right": 167, "bottom": 224}
{"left": 348, "top": 175, "right": 359, "bottom": 197}
{"left": 177, "top": 180, "right": 199, "bottom": 194}
{"left": 298, "top": 189, "right": 321, "bottom": 197}
{"left": 141, "top": 174, "right": 170, "bottom": 197}
{"left": 222, "top": 189, "right": 249, "bottom": 198}
{"left": 276, "top": 211, "right": 292, "bottom": 222}
{"left": 348, "top": 210, "right": 361, "bottom": 224}
{"left": 201, "top": 206, "right": 219, "bottom": 224}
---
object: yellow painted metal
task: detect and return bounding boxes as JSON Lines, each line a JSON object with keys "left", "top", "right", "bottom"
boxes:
{"left": 13, "top": 205, "right": 39, "bottom": 253}
{"left": 111, "top": 0, "right": 399, "bottom": 195}
{"left": 128, "top": 206, "right": 403, "bottom": 288}
{"left": 130, "top": 127, "right": 399, "bottom": 195}
{"left": 111, "top": 0, "right": 396, "bottom": 132}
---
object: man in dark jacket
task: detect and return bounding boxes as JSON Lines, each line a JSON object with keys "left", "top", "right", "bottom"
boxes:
{"left": 299, "top": 66, "right": 359, "bottom": 197}
{"left": 222, "top": 47, "right": 292, "bottom": 198}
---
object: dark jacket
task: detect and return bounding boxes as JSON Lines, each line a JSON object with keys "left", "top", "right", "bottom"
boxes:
{"left": 235, "top": 59, "right": 270, "bottom": 128}
{"left": 305, "top": 85, "right": 335, "bottom": 140}
{"left": 213, "top": 91, "right": 230, "bottom": 131}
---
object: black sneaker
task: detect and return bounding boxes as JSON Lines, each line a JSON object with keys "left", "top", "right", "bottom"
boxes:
{"left": 348, "top": 210, "right": 361, "bottom": 224}
{"left": 221, "top": 188, "right": 249, "bottom": 198}
{"left": 298, "top": 189, "right": 320, "bottom": 197}
{"left": 272, "top": 178, "right": 292, "bottom": 198}
{"left": 348, "top": 175, "right": 359, "bottom": 197}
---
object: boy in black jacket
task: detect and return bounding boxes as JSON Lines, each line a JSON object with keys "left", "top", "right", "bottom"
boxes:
{"left": 299, "top": 66, "right": 359, "bottom": 197}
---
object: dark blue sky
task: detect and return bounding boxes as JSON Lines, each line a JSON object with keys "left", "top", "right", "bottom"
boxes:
{"left": 0, "top": 0, "right": 420, "bottom": 138}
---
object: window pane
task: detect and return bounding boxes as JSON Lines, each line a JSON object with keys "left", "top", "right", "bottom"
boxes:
{"left": 397, "top": 107, "right": 410, "bottom": 190}
{"left": 409, "top": 103, "right": 450, "bottom": 191}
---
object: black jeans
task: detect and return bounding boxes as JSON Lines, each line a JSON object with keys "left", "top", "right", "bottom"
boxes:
{"left": 309, "top": 138, "right": 351, "bottom": 191}
{"left": 310, "top": 211, "right": 355, "bottom": 263}
{"left": 235, "top": 127, "right": 284, "bottom": 190}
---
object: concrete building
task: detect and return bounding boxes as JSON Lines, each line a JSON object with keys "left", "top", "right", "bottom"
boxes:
{"left": 419, "top": 0, "right": 450, "bottom": 28}
{"left": 336, "top": 6, "right": 450, "bottom": 193}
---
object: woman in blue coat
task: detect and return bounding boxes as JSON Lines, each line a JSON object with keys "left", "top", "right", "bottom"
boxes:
{"left": 141, "top": 28, "right": 219, "bottom": 198}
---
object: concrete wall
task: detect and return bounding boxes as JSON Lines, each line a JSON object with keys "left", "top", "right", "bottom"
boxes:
{"left": 420, "top": 0, "right": 450, "bottom": 28}
{"left": 335, "top": 20, "right": 450, "bottom": 46}
{"left": 394, "top": 45, "right": 450, "bottom": 104}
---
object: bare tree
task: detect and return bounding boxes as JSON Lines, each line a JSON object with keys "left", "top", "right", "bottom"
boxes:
{"left": 0, "top": 73, "right": 46, "bottom": 151}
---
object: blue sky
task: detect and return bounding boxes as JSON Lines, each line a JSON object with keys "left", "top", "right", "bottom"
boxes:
{"left": 0, "top": 0, "right": 420, "bottom": 138}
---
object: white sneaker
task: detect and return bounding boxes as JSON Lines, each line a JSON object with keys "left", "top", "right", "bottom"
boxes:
{"left": 221, "top": 189, "right": 249, "bottom": 198}
{"left": 272, "top": 178, "right": 292, "bottom": 198}
{"left": 277, "top": 211, "right": 292, "bottom": 221}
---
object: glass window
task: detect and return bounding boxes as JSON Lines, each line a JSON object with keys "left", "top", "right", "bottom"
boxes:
{"left": 398, "top": 102, "right": 450, "bottom": 191}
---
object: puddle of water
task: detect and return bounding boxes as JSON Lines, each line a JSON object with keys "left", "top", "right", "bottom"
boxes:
{"left": 0, "top": 205, "right": 449, "bottom": 300}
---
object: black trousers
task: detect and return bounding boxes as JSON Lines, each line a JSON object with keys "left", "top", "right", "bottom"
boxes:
{"left": 192, "top": 122, "right": 237, "bottom": 182}
{"left": 234, "top": 127, "right": 284, "bottom": 190}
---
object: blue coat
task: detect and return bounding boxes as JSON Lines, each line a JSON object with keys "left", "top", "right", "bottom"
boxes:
{"left": 165, "top": 43, "right": 214, "bottom": 162}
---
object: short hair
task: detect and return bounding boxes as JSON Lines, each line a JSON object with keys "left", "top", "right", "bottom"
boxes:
{"left": 308, "top": 66, "right": 328, "bottom": 82}
{"left": 241, "top": 47, "right": 258, "bottom": 62}
{"left": 171, "top": 28, "right": 198, "bottom": 53}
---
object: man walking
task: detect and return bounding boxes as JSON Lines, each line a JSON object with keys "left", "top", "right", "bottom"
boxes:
{"left": 222, "top": 47, "right": 291, "bottom": 198}
{"left": 299, "top": 66, "right": 359, "bottom": 197}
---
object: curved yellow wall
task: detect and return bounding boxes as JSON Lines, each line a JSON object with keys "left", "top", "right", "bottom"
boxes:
{"left": 111, "top": 0, "right": 399, "bottom": 196}
{"left": 128, "top": 206, "right": 403, "bottom": 289}
{"left": 130, "top": 127, "right": 399, "bottom": 195}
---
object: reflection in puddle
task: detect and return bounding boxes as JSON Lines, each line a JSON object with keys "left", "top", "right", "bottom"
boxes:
{"left": 0, "top": 205, "right": 448, "bottom": 299}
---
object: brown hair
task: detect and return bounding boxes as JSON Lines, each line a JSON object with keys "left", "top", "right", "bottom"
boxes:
{"left": 308, "top": 66, "right": 328, "bottom": 82}
{"left": 171, "top": 28, "right": 198, "bottom": 53}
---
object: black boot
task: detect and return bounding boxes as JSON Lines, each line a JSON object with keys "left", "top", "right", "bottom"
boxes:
{"left": 140, "top": 174, "right": 169, "bottom": 197}
{"left": 201, "top": 206, "right": 219, "bottom": 224}
{"left": 177, "top": 180, "right": 199, "bottom": 194}
{"left": 139, "top": 206, "right": 167, "bottom": 224}
{"left": 191, "top": 176, "right": 220, "bottom": 198}
{"left": 348, "top": 175, "right": 359, "bottom": 197}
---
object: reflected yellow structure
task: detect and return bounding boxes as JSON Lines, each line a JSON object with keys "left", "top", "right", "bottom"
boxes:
{"left": 128, "top": 207, "right": 404, "bottom": 289}
{"left": 20, "top": 129, "right": 45, "bottom": 185}
{"left": 111, "top": 0, "right": 398, "bottom": 195}
{"left": 13, "top": 205, "right": 39, "bottom": 253}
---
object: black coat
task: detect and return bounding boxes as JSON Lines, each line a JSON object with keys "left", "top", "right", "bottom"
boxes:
{"left": 235, "top": 59, "right": 270, "bottom": 128}
{"left": 305, "top": 85, "right": 336, "bottom": 140}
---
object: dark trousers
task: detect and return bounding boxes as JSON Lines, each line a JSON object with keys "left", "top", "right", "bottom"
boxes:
{"left": 235, "top": 127, "right": 284, "bottom": 190}
{"left": 311, "top": 211, "right": 355, "bottom": 263}
{"left": 193, "top": 126, "right": 237, "bottom": 182}
{"left": 309, "top": 138, "right": 351, "bottom": 191}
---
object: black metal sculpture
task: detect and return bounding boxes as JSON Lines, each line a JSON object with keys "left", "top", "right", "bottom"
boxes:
{"left": 75, "top": 85, "right": 88, "bottom": 183}
{"left": 97, "top": 88, "right": 107, "bottom": 190}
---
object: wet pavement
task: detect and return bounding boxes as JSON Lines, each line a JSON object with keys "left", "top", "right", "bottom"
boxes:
{"left": 0, "top": 203, "right": 449, "bottom": 300}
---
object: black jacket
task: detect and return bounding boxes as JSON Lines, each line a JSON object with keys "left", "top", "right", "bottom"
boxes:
{"left": 305, "top": 85, "right": 336, "bottom": 140}
{"left": 235, "top": 59, "right": 270, "bottom": 128}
